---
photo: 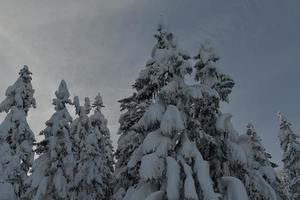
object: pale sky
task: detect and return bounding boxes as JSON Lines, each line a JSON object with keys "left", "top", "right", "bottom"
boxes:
{"left": 0, "top": 0, "right": 299, "bottom": 166}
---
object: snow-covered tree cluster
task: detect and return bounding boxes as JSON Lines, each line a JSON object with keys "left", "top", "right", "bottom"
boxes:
{"left": 0, "top": 24, "right": 298, "bottom": 200}
{"left": 0, "top": 66, "right": 113, "bottom": 200}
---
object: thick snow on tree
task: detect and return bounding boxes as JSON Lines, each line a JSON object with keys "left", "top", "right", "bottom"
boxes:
{"left": 278, "top": 112, "right": 300, "bottom": 200}
{"left": 0, "top": 65, "right": 36, "bottom": 114}
{"left": 71, "top": 93, "right": 114, "bottom": 200}
{"left": 119, "top": 25, "right": 222, "bottom": 200}
{"left": 0, "top": 65, "right": 36, "bottom": 198}
{"left": 114, "top": 23, "right": 190, "bottom": 197}
{"left": 221, "top": 176, "right": 249, "bottom": 200}
{"left": 23, "top": 80, "right": 75, "bottom": 200}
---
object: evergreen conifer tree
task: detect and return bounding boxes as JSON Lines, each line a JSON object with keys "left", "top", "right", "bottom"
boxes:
{"left": 23, "top": 80, "right": 75, "bottom": 200}
{"left": 116, "top": 24, "right": 223, "bottom": 200}
{"left": 243, "top": 123, "right": 285, "bottom": 200}
{"left": 278, "top": 112, "right": 300, "bottom": 200}
{"left": 0, "top": 65, "right": 36, "bottom": 198}
{"left": 114, "top": 23, "right": 190, "bottom": 197}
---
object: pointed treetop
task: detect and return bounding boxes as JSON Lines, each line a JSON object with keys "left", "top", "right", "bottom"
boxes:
{"left": 93, "top": 93, "right": 104, "bottom": 110}
{"left": 246, "top": 122, "right": 256, "bottom": 136}
{"left": 19, "top": 65, "right": 33, "bottom": 81}
{"left": 277, "top": 111, "right": 295, "bottom": 132}
{"left": 277, "top": 111, "right": 287, "bottom": 125}
{"left": 0, "top": 65, "right": 36, "bottom": 113}
{"left": 153, "top": 20, "right": 175, "bottom": 51}
{"left": 55, "top": 80, "right": 70, "bottom": 100}
{"left": 53, "top": 80, "right": 72, "bottom": 110}
{"left": 157, "top": 15, "right": 166, "bottom": 32}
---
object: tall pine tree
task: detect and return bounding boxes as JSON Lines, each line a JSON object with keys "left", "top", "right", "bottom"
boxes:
{"left": 278, "top": 112, "right": 300, "bottom": 200}
{"left": 0, "top": 65, "right": 36, "bottom": 198}
{"left": 23, "top": 80, "right": 75, "bottom": 200}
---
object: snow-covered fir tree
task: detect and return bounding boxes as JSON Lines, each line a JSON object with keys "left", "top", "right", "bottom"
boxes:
{"left": 71, "top": 93, "right": 114, "bottom": 200}
{"left": 278, "top": 112, "right": 300, "bottom": 200}
{"left": 115, "top": 23, "right": 240, "bottom": 200}
{"left": 239, "top": 123, "right": 286, "bottom": 200}
{"left": 90, "top": 93, "right": 114, "bottom": 198}
{"left": 23, "top": 80, "right": 75, "bottom": 200}
{"left": 0, "top": 65, "right": 36, "bottom": 198}
{"left": 114, "top": 23, "right": 190, "bottom": 198}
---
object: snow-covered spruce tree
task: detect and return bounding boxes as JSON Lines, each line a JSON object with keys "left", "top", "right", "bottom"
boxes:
{"left": 0, "top": 65, "right": 36, "bottom": 198}
{"left": 23, "top": 80, "right": 75, "bottom": 200}
{"left": 90, "top": 93, "right": 114, "bottom": 198}
{"left": 240, "top": 123, "right": 286, "bottom": 200}
{"left": 71, "top": 93, "right": 114, "bottom": 200}
{"left": 114, "top": 23, "right": 190, "bottom": 198}
{"left": 278, "top": 112, "right": 300, "bottom": 200}
{"left": 120, "top": 25, "right": 223, "bottom": 200}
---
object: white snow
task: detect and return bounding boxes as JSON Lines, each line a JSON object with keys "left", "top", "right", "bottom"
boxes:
{"left": 221, "top": 176, "right": 249, "bottom": 200}
{"left": 145, "top": 191, "right": 165, "bottom": 200}
{"left": 53, "top": 168, "right": 67, "bottom": 198}
{"left": 123, "top": 183, "right": 157, "bottom": 200}
{"left": 227, "top": 140, "right": 248, "bottom": 164}
{"left": 160, "top": 105, "right": 184, "bottom": 136}
{"left": 135, "top": 102, "right": 165, "bottom": 130}
{"left": 193, "top": 144, "right": 219, "bottom": 200}
{"left": 140, "top": 153, "right": 164, "bottom": 181}
{"left": 127, "top": 144, "right": 144, "bottom": 169}
{"left": 216, "top": 113, "right": 239, "bottom": 142}
{"left": 183, "top": 162, "right": 199, "bottom": 200}
{"left": 179, "top": 133, "right": 194, "bottom": 163}
{"left": 142, "top": 130, "right": 172, "bottom": 157}
{"left": 251, "top": 170, "right": 278, "bottom": 200}
{"left": 166, "top": 156, "right": 181, "bottom": 200}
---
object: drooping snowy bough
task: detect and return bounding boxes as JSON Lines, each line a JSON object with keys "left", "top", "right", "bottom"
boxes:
{"left": 0, "top": 65, "right": 36, "bottom": 198}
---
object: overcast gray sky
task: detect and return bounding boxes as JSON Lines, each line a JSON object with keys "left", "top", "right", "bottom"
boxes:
{"left": 0, "top": 0, "right": 299, "bottom": 166}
